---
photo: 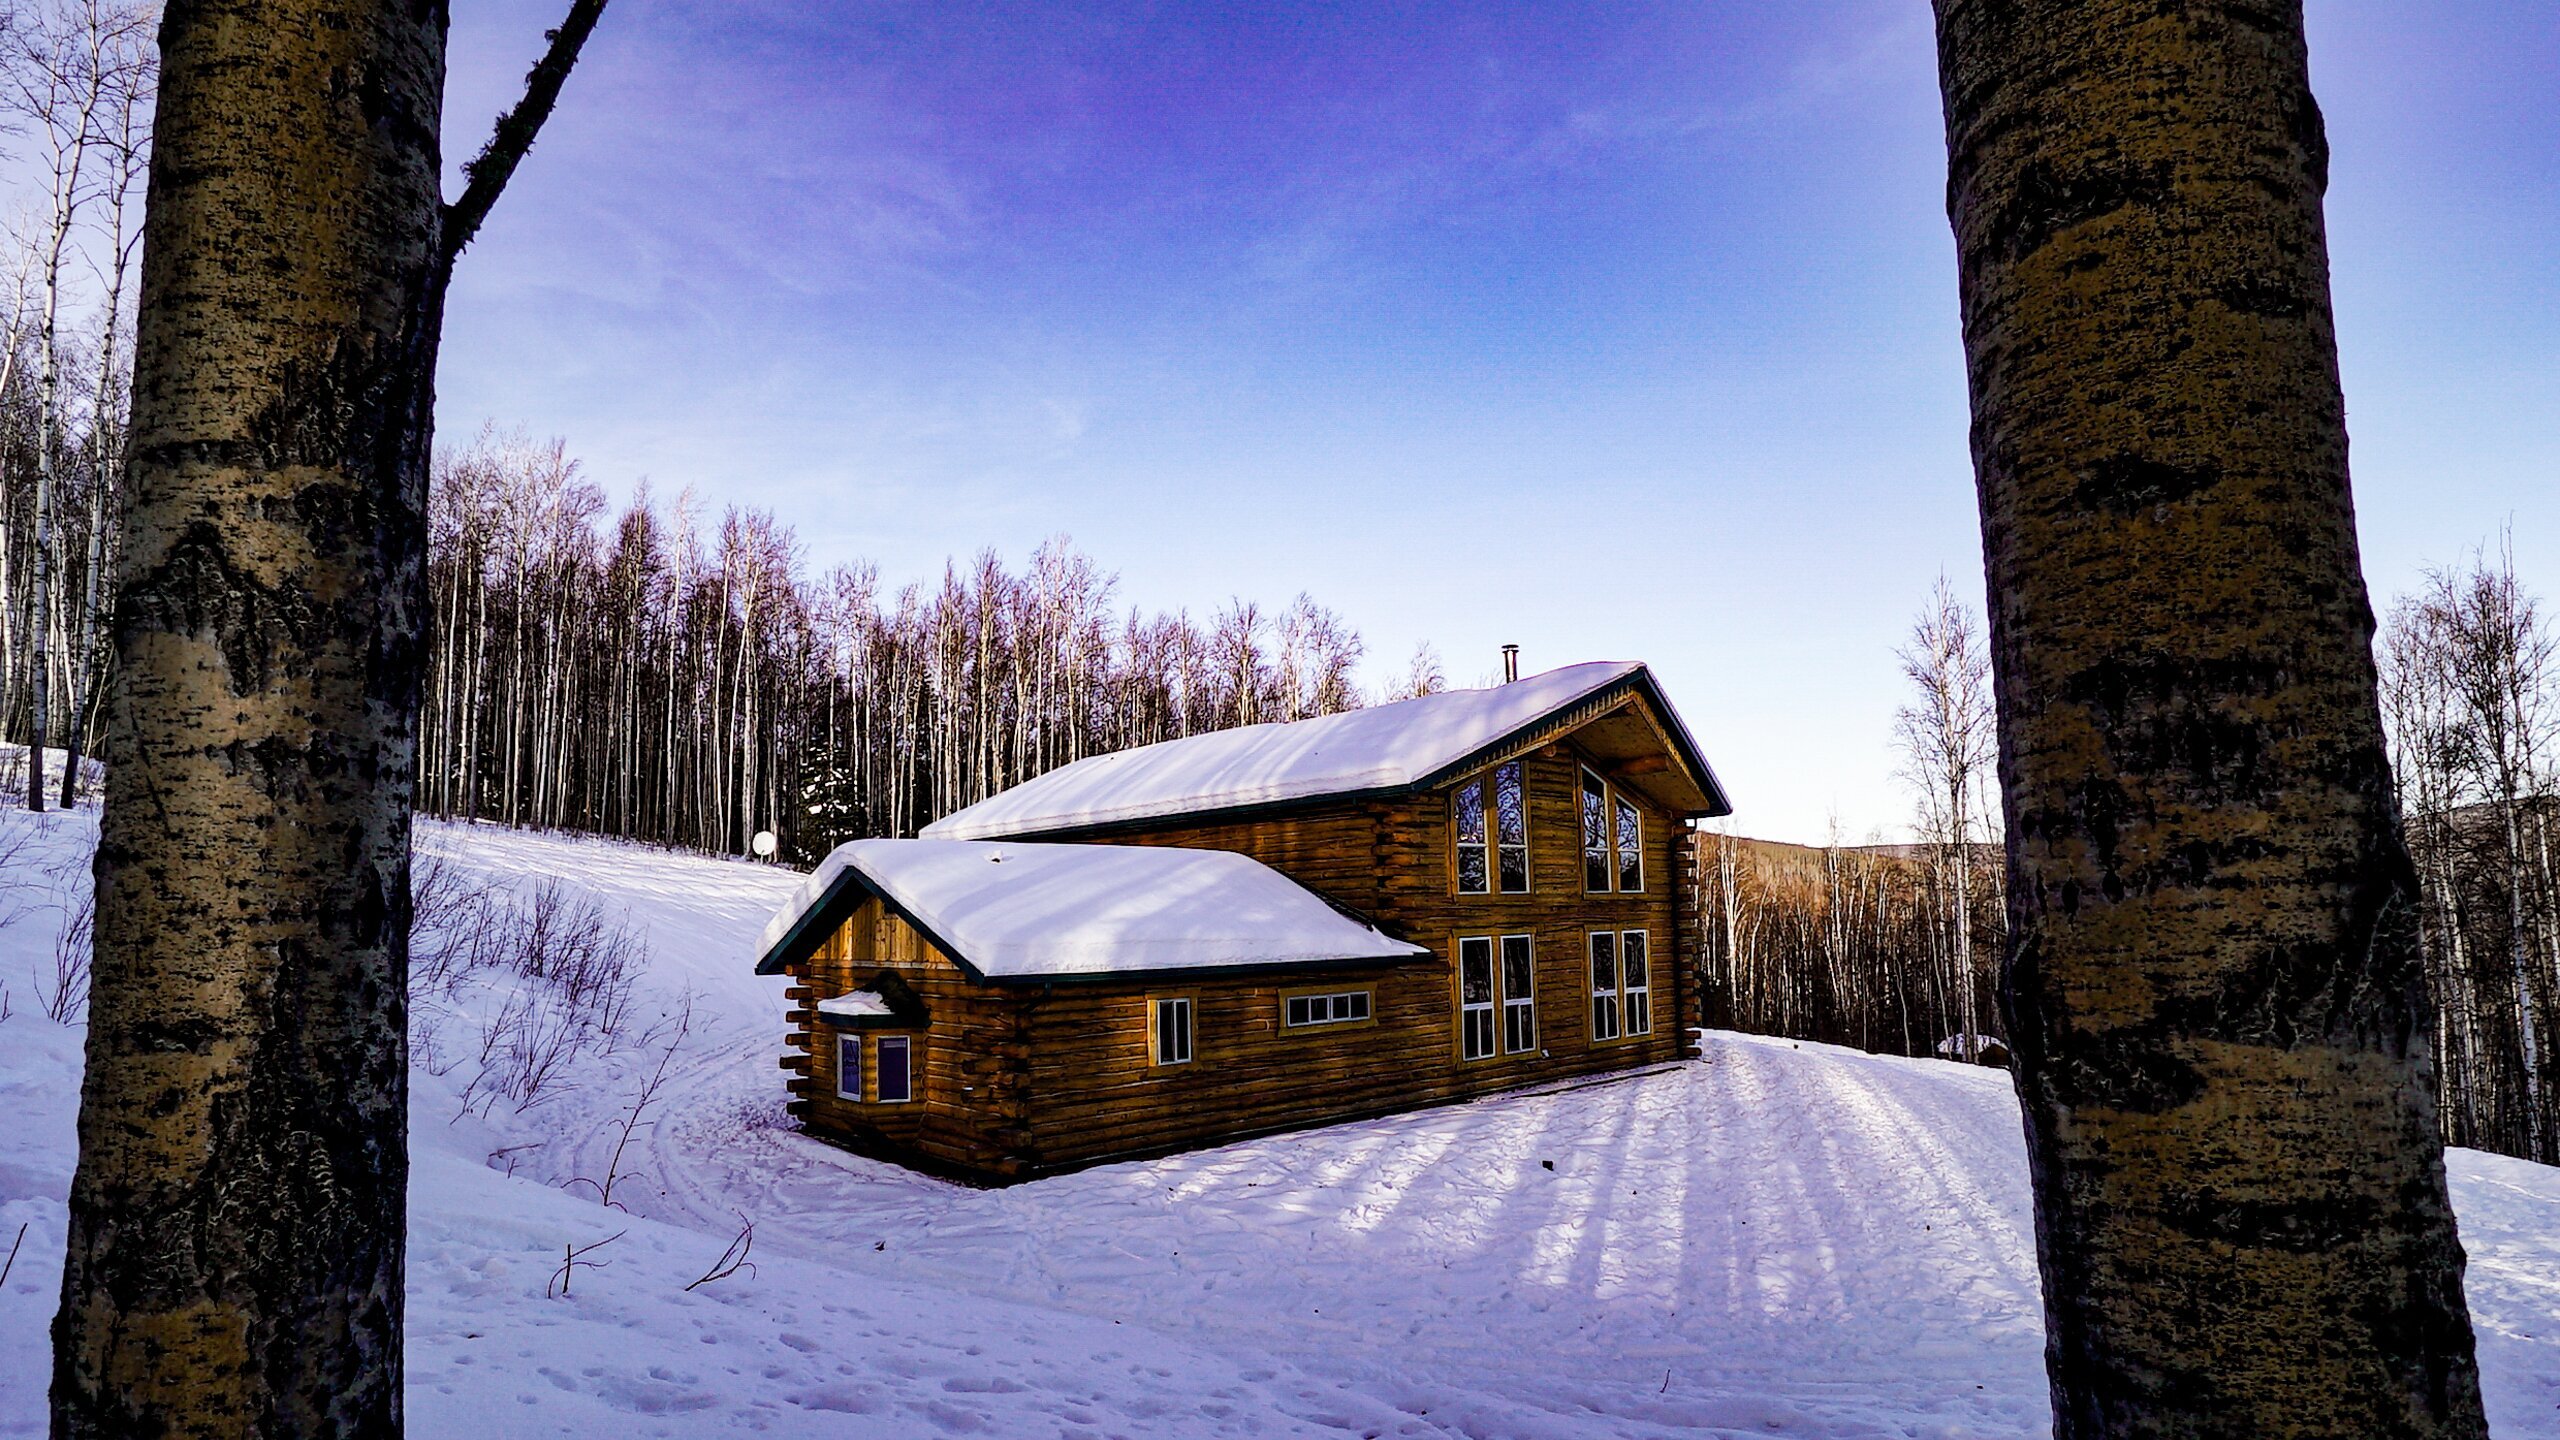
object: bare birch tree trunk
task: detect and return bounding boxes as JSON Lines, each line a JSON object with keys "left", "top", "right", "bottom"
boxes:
{"left": 50, "top": 3, "right": 447, "bottom": 1431}
{"left": 51, "top": 2, "right": 605, "bottom": 1432}
{"left": 1930, "top": 2, "right": 2487, "bottom": 1434}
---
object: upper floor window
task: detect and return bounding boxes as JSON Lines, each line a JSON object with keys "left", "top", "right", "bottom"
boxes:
{"left": 1582, "top": 768, "right": 1644, "bottom": 893}
{"left": 1455, "top": 761, "right": 1529, "bottom": 895}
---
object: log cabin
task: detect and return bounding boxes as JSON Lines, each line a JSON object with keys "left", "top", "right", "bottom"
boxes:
{"left": 753, "top": 659, "right": 1732, "bottom": 1181}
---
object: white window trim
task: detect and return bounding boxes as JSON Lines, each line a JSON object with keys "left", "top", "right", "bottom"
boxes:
{"left": 835, "top": 1034, "right": 862, "bottom": 1101}
{"left": 1621, "top": 929, "right": 1652, "bottom": 1037}
{"left": 874, "top": 1034, "right": 914, "bottom": 1103}
{"left": 1493, "top": 761, "right": 1530, "bottom": 895}
{"left": 1152, "top": 995, "right": 1195, "bottom": 1067}
{"left": 1453, "top": 777, "right": 1490, "bottom": 896}
{"left": 1582, "top": 767, "right": 1613, "bottom": 894}
{"left": 1499, "top": 933, "right": 1538, "bottom": 1055}
{"left": 1283, "top": 989, "right": 1374, "bottom": 1030}
{"left": 1589, "top": 931, "right": 1623, "bottom": 1042}
{"left": 1615, "top": 793, "right": 1646, "bottom": 894}
{"left": 1458, "top": 936, "right": 1498, "bottom": 1061}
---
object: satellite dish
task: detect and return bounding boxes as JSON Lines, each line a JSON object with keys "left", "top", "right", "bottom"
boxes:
{"left": 751, "top": 830, "right": 778, "bottom": 858}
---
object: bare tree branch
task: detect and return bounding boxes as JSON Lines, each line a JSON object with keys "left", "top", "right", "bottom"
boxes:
{"left": 440, "top": 0, "right": 610, "bottom": 276}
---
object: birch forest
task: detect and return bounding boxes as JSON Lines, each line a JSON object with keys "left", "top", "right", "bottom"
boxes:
{"left": 2381, "top": 541, "right": 2560, "bottom": 1164}
{"left": 1693, "top": 580, "right": 2007, "bottom": 1065}
{"left": 1698, "top": 554, "right": 2560, "bottom": 1166}
{"left": 0, "top": 0, "right": 153, "bottom": 813}
{"left": 416, "top": 425, "right": 1383, "bottom": 859}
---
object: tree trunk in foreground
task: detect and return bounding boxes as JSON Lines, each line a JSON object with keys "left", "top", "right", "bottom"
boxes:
{"left": 1929, "top": 4, "right": 2488, "bottom": 1436}
{"left": 49, "top": 2, "right": 447, "bottom": 1433}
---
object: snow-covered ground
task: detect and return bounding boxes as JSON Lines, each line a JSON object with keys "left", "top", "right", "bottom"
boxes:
{"left": 3, "top": 804, "right": 2556, "bottom": 1438}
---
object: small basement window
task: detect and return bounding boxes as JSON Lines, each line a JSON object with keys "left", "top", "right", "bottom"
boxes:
{"left": 1153, "top": 995, "right": 1194, "bottom": 1066}
{"left": 1284, "top": 989, "right": 1373, "bottom": 1030}
{"left": 875, "top": 1034, "right": 913, "bottom": 1103}
{"left": 835, "top": 1034, "right": 862, "bottom": 1101}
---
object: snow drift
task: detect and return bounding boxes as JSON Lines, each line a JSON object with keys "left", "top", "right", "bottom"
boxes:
{"left": 4, "top": 806, "right": 2555, "bottom": 1438}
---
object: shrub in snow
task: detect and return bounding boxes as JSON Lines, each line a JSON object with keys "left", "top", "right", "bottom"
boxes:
{"left": 410, "top": 863, "right": 646, "bottom": 1115}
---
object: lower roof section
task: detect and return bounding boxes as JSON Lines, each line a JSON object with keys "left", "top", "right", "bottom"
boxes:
{"left": 754, "top": 838, "right": 1432, "bottom": 983}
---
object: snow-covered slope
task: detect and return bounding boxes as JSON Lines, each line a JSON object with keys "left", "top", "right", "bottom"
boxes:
{"left": 5, "top": 808, "right": 2557, "bottom": 1438}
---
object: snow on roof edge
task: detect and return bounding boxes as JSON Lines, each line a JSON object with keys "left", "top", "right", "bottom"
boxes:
{"left": 754, "top": 838, "right": 1432, "bottom": 982}
{"left": 922, "top": 661, "right": 1656, "bottom": 842}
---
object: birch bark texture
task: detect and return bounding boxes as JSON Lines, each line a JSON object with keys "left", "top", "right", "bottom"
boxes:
{"left": 1928, "top": 3, "right": 2488, "bottom": 1436}
{"left": 49, "top": 1, "right": 448, "bottom": 1434}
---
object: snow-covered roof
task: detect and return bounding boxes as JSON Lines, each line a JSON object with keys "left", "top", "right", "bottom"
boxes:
{"left": 922, "top": 661, "right": 1687, "bottom": 841}
{"left": 755, "top": 839, "right": 1432, "bottom": 982}
{"left": 815, "top": 988, "right": 894, "bottom": 1019}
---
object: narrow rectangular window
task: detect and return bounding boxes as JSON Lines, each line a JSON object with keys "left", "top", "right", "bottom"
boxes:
{"left": 835, "top": 1034, "right": 862, "bottom": 1101}
{"left": 1582, "top": 769, "right": 1611, "bottom": 892}
{"left": 1494, "top": 761, "right": 1529, "bottom": 893}
{"left": 1284, "top": 989, "right": 1373, "bottom": 1029}
{"left": 1621, "top": 930, "right": 1651, "bottom": 1037}
{"left": 1500, "top": 934, "right": 1537, "bottom": 1054}
{"left": 1589, "top": 931, "right": 1622, "bottom": 1041}
{"left": 1453, "top": 777, "right": 1489, "bottom": 894}
{"left": 875, "top": 1035, "right": 912, "bottom": 1103}
{"left": 1615, "top": 794, "right": 1644, "bottom": 892}
{"left": 1458, "top": 937, "right": 1497, "bottom": 1060}
{"left": 1153, "top": 996, "right": 1193, "bottom": 1066}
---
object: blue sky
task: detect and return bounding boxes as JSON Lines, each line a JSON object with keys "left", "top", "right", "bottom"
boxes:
{"left": 436, "top": 2, "right": 2559, "bottom": 845}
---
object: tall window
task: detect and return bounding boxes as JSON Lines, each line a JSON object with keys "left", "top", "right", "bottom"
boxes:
{"left": 1152, "top": 995, "right": 1194, "bottom": 1066}
{"left": 1615, "top": 793, "right": 1644, "bottom": 892}
{"left": 1454, "top": 776, "right": 1488, "bottom": 894}
{"left": 1500, "top": 934, "right": 1537, "bottom": 1054}
{"left": 876, "top": 1035, "right": 913, "bottom": 1102}
{"left": 1581, "top": 770, "right": 1612, "bottom": 891}
{"left": 835, "top": 1035, "right": 862, "bottom": 1101}
{"left": 1583, "top": 768, "right": 1644, "bottom": 893}
{"left": 1458, "top": 937, "right": 1497, "bottom": 1060}
{"left": 1589, "top": 931, "right": 1621, "bottom": 1040}
{"left": 1493, "top": 762, "right": 1528, "bottom": 892}
{"left": 1621, "top": 931, "right": 1651, "bottom": 1036}
{"left": 1590, "top": 930, "right": 1651, "bottom": 1040}
{"left": 1455, "top": 762, "right": 1529, "bottom": 895}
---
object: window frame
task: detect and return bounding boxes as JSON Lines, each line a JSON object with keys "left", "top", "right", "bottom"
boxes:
{"left": 1281, "top": 986, "right": 1376, "bottom": 1033}
{"left": 1499, "top": 933, "right": 1538, "bottom": 1055}
{"left": 1151, "top": 993, "right": 1195, "bottom": 1067}
{"left": 1588, "top": 930, "right": 1623, "bottom": 1042}
{"left": 1452, "top": 762, "right": 1531, "bottom": 896}
{"left": 1492, "top": 760, "right": 1529, "bottom": 894}
{"left": 1614, "top": 792, "right": 1645, "bottom": 894}
{"left": 874, "top": 1034, "right": 914, "bottom": 1103}
{"left": 1581, "top": 767, "right": 1649, "bottom": 894}
{"left": 1581, "top": 767, "right": 1613, "bottom": 893}
{"left": 835, "top": 1033, "right": 863, "bottom": 1101}
{"left": 1456, "top": 936, "right": 1498, "bottom": 1061}
{"left": 1621, "top": 929, "right": 1652, "bottom": 1038}
{"left": 1452, "top": 776, "right": 1489, "bottom": 896}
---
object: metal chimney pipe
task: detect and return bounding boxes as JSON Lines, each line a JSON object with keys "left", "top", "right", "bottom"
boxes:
{"left": 1501, "top": 644, "right": 1519, "bottom": 683}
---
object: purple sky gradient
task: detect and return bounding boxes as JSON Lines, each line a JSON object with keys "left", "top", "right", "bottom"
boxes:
{"left": 433, "top": 2, "right": 2559, "bottom": 844}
